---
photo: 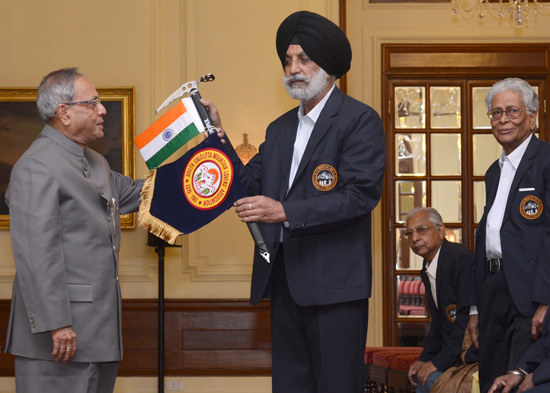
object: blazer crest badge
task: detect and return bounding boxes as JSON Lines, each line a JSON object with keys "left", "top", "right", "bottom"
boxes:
{"left": 312, "top": 164, "right": 338, "bottom": 191}
{"left": 446, "top": 304, "right": 457, "bottom": 323}
{"left": 520, "top": 195, "right": 543, "bottom": 220}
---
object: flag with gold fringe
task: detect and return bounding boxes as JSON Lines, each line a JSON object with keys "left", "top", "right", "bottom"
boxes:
{"left": 139, "top": 133, "right": 246, "bottom": 244}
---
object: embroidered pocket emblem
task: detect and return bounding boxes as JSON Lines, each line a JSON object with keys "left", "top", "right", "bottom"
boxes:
{"left": 520, "top": 195, "right": 543, "bottom": 219}
{"left": 446, "top": 304, "right": 457, "bottom": 323}
{"left": 312, "top": 164, "right": 338, "bottom": 191}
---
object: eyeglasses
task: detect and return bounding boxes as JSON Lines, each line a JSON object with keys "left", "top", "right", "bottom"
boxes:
{"left": 402, "top": 225, "right": 436, "bottom": 240}
{"left": 63, "top": 96, "right": 101, "bottom": 107}
{"left": 487, "top": 107, "right": 524, "bottom": 120}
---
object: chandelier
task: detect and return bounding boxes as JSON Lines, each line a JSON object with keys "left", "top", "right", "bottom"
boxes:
{"left": 452, "top": 0, "right": 550, "bottom": 27}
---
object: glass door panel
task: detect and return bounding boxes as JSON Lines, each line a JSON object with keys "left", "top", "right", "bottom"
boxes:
{"left": 430, "top": 87, "right": 461, "bottom": 129}
{"left": 472, "top": 87, "right": 491, "bottom": 130}
{"left": 431, "top": 181, "right": 462, "bottom": 223}
{"left": 397, "top": 322, "right": 429, "bottom": 347}
{"left": 431, "top": 133, "right": 461, "bottom": 175}
{"left": 397, "top": 275, "right": 427, "bottom": 317}
{"left": 396, "top": 133, "right": 426, "bottom": 176}
{"left": 473, "top": 134, "right": 502, "bottom": 176}
{"left": 395, "top": 87, "right": 426, "bottom": 129}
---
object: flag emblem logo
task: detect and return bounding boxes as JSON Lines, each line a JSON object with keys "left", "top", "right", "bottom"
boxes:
{"left": 183, "top": 147, "right": 234, "bottom": 210}
{"left": 162, "top": 128, "right": 174, "bottom": 141}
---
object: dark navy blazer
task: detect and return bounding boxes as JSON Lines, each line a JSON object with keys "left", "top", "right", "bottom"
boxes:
{"left": 474, "top": 135, "right": 550, "bottom": 317}
{"left": 226, "top": 87, "right": 386, "bottom": 306}
{"left": 419, "top": 239, "right": 474, "bottom": 371}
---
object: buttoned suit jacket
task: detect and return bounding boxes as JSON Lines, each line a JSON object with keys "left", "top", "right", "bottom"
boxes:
{"left": 419, "top": 239, "right": 474, "bottom": 371}
{"left": 226, "top": 87, "right": 386, "bottom": 306}
{"left": 5, "top": 125, "right": 143, "bottom": 362}
{"left": 474, "top": 135, "right": 550, "bottom": 317}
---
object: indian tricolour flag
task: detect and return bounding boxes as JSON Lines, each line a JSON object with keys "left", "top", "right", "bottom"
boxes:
{"left": 136, "top": 97, "right": 205, "bottom": 170}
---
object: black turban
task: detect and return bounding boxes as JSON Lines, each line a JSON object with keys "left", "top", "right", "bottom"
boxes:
{"left": 276, "top": 11, "right": 352, "bottom": 79}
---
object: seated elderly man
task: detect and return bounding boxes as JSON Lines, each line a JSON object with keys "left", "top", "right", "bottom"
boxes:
{"left": 405, "top": 207, "right": 475, "bottom": 393}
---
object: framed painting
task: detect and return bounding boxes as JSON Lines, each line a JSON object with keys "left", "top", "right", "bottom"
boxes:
{"left": 0, "top": 87, "right": 136, "bottom": 228}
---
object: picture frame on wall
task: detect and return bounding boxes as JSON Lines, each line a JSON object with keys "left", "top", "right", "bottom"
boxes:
{"left": 0, "top": 87, "right": 136, "bottom": 229}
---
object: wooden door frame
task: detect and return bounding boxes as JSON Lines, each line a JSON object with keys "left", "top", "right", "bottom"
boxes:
{"left": 381, "top": 43, "right": 550, "bottom": 345}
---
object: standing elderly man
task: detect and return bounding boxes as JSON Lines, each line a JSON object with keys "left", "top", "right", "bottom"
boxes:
{"left": 468, "top": 77, "right": 550, "bottom": 393}
{"left": 203, "top": 10, "right": 386, "bottom": 393}
{"left": 5, "top": 68, "right": 143, "bottom": 393}
{"left": 404, "top": 207, "right": 474, "bottom": 393}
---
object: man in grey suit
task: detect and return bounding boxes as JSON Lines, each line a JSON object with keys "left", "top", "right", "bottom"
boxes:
{"left": 5, "top": 68, "right": 143, "bottom": 393}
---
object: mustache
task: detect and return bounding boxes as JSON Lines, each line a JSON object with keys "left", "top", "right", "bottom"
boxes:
{"left": 284, "top": 74, "right": 310, "bottom": 85}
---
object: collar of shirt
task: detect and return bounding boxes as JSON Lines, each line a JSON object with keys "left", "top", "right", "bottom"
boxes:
{"left": 425, "top": 245, "right": 442, "bottom": 309}
{"left": 425, "top": 245, "right": 441, "bottom": 279}
{"left": 297, "top": 84, "right": 336, "bottom": 123}
{"left": 498, "top": 133, "right": 533, "bottom": 170}
{"left": 43, "top": 124, "right": 85, "bottom": 157}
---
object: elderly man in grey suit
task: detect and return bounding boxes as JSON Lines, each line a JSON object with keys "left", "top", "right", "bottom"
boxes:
{"left": 4, "top": 68, "right": 143, "bottom": 393}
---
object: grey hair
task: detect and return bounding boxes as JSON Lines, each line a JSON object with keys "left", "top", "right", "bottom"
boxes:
{"left": 406, "top": 207, "right": 444, "bottom": 227}
{"left": 37, "top": 67, "right": 82, "bottom": 122}
{"left": 485, "top": 77, "right": 539, "bottom": 114}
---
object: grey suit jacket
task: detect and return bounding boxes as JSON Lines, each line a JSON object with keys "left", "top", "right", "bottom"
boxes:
{"left": 5, "top": 124, "right": 143, "bottom": 362}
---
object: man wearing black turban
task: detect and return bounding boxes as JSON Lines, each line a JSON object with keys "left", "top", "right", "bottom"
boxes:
{"left": 203, "top": 10, "right": 386, "bottom": 393}
{"left": 275, "top": 10, "right": 352, "bottom": 80}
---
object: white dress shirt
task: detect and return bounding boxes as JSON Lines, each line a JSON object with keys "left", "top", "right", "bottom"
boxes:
{"left": 426, "top": 246, "right": 442, "bottom": 309}
{"left": 485, "top": 134, "right": 532, "bottom": 259}
{"left": 282, "top": 85, "right": 335, "bottom": 239}
{"left": 288, "top": 85, "right": 335, "bottom": 189}
{"left": 470, "top": 133, "right": 532, "bottom": 315}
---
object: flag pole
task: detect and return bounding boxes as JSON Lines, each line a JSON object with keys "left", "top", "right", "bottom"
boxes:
{"left": 189, "top": 90, "right": 271, "bottom": 264}
{"left": 146, "top": 233, "right": 181, "bottom": 393}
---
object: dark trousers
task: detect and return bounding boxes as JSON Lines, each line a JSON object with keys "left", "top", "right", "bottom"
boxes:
{"left": 478, "top": 271, "right": 534, "bottom": 393}
{"left": 269, "top": 249, "right": 369, "bottom": 393}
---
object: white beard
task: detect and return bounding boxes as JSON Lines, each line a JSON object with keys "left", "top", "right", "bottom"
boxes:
{"left": 283, "top": 68, "right": 330, "bottom": 103}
